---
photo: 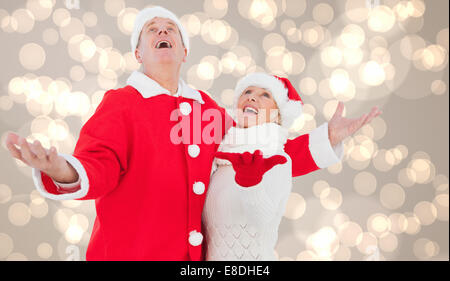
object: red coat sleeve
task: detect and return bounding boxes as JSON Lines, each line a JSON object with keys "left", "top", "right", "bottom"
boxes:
{"left": 284, "top": 122, "right": 345, "bottom": 177}
{"left": 33, "top": 89, "right": 131, "bottom": 200}
{"left": 284, "top": 134, "right": 320, "bottom": 177}
{"left": 72, "top": 90, "right": 131, "bottom": 199}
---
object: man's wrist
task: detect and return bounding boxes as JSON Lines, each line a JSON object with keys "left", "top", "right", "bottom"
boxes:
{"left": 46, "top": 161, "right": 79, "bottom": 184}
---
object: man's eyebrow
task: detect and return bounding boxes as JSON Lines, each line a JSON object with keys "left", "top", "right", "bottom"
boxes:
{"left": 145, "top": 21, "right": 156, "bottom": 28}
{"left": 145, "top": 21, "right": 177, "bottom": 28}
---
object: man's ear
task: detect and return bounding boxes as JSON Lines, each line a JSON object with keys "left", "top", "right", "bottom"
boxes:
{"left": 135, "top": 47, "right": 143, "bottom": 64}
{"left": 182, "top": 47, "right": 187, "bottom": 63}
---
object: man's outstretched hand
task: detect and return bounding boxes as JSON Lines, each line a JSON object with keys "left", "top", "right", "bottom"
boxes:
{"left": 4, "top": 132, "right": 78, "bottom": 183}
{"left": 215, "top": 150, "right": 287, "bottom": 187}
{"left": 328, "top": 101, "right": 383, "bottom": 147}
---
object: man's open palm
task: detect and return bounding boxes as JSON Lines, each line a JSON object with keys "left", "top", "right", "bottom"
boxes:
{"left": 5, "top": 132, "right": 77, "bottom": 183}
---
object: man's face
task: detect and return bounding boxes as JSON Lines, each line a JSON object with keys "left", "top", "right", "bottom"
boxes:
{"left": 135, "top": 17, "right": 187, "bottom": 67}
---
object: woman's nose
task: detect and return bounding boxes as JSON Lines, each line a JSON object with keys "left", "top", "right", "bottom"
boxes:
{"left": 248, "top": 96, "right": 257, "bottom": 102}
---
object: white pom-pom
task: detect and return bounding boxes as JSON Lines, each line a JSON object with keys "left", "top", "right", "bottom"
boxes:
{"left": 280, "top": 101, "right": 303, "bottom": 129}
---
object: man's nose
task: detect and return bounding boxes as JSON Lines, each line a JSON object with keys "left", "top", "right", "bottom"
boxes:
{"left": 158, "top": 28, "right": 168, "bottom": 35}
{"left": 248, "top": 95, "right": 257, "bottom": 102}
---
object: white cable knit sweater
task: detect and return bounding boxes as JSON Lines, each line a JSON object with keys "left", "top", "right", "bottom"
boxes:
{"left": 202, "top": 123, "right": 292, "bottom": 261}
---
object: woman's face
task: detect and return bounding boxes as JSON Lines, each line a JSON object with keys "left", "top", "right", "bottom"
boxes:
{"left": 236, "top": 86, "right": 279, "bottom": 128}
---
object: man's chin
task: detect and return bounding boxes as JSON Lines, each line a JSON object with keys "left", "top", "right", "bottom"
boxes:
{"left": 152, "top": 56, "right": 179, "bottom": 65}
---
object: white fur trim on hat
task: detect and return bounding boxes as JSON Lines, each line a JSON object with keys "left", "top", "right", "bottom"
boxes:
{"left": 234, "top": 73, "right": 303, "bottom": 129}
{"left": 131, "top": 6, "right": 190, "bottom": 55}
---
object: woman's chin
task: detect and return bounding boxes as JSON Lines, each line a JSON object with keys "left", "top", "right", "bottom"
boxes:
{"left": 238, "top": 119, "right": 266, "bottom": 128}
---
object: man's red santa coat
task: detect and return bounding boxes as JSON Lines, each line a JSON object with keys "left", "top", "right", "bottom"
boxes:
{"left": 32, "top": 71, "right": 343, "bottom": 260}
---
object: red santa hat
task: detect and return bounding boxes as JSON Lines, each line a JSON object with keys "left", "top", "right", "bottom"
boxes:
{"left": 131, "top": 6, "right": 190, "bottom": 55}
{"left": 234, "top": 72, "right": 304, "bottom": 129}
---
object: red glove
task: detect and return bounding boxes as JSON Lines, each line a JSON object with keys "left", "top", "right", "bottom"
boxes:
{"left": 215, "top": 150, "right": 287, "bottom": 187}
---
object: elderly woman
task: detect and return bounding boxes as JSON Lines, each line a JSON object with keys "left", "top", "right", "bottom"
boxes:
{"left": 202, "top": 72, "right": 381, "bottom": 261}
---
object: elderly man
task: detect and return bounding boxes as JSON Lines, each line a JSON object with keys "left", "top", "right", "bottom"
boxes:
{"left": 5, "top": 6, "right": 381, "bottom": 260}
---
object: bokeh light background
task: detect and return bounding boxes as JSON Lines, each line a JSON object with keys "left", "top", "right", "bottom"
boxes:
{"left": 0, "top": 0, "right": 448, "bottom": 261}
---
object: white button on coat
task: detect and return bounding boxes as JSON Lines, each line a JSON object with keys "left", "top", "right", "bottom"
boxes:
{"left": 179, "top": 102, "right": 192, "bottom": 116}
{"left": 193, "top": 182, "right": 205, "bottom": 195}
{"left": 188, "top": 144, "right": 200, "bottom": 158}
{"left": 189, "top": 230, "right": 203, "bottom": 246}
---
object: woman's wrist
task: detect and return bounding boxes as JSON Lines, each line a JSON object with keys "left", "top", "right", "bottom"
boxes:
{"left": 328, "top": 125, "right": 337, "bottom": 147}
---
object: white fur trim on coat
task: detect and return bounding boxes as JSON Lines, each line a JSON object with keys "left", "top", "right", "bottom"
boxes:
{"left": 308, "top": 122, "right": 345, "bottom": 168}
{"left": 32, "top": 154, "right": 89, "bottom": 200}
{"left": 233, "top": 73, "right": 302, "bottom": 129}
{"left": 216, "top": 122, "right": 288, "bottom": 166}
{"left": 126, "top": 70, "right": 204, "bottom": 104}
{"left": 131, "top": 6, "right": 190, "bottom": 55}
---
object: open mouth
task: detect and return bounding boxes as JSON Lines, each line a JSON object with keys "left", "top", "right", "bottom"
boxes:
{"left": 155, "top": 40, "right": 172, "bottom": 49}
{"left": 243, "top": 105, "right": 258, "bottom": 115}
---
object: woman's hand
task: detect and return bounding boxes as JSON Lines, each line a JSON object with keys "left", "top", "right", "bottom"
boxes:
{"left": 215, "top": 150, "right": 287, "bottom": 187}
{"left": 328, "top": 101, "right": 383, "bottom": 147}
{"left": 5, "top": 132, "right": 79, "bottom": 183}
